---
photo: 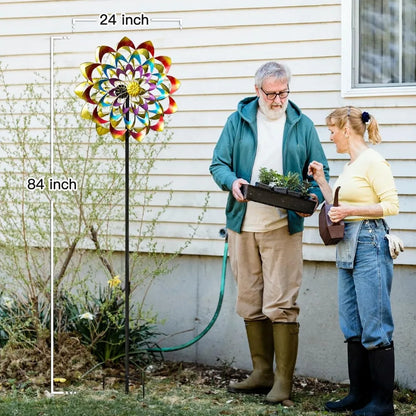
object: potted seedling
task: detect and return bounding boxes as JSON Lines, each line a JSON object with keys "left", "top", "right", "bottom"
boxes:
{"left": 241, "top": 168, "right": 316, "bottom": 214}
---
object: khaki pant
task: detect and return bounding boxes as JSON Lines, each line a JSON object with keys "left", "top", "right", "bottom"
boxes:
{"left": 228, "top": 228, "right": 303, "bottom": 322}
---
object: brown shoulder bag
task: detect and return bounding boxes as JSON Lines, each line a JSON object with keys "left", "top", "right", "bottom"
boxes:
{"left": 319, "top": 186, "right": 345, "bottom": 245}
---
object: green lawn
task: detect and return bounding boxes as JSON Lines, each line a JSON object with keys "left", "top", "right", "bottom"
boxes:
{"left": 0, "top": 362, "right": 414, "bottom": 416}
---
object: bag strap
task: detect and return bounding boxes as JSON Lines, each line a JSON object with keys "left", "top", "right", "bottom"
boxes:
{"left": 334, "top": 186, "right": 341, "bottom": 207}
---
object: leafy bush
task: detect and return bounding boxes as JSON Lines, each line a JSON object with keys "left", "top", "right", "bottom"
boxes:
{"left": 60, "top": 276, "right": 161, "bottom": 366}
{"left": 0, "top": 293, "right": 49, "bottom": 349}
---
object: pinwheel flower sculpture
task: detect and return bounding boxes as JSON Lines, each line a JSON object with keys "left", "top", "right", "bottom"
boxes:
{"left": 73, "top": 37, "right": 181, "bottom": 395}
{"left": 75, "top": 37, "right": 180, "bottom": 141}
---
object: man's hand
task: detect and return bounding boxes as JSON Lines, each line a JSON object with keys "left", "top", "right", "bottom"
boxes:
{"left": 232, "top": 178, "right": 249, "bottom": 202}
{"left": 296, "top": 193, "right": 319, "bottom": 217}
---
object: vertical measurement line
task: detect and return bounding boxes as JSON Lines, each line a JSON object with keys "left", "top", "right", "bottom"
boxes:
{"left": 49, "top": 36, "right": 55, "bottom": 397}
{"left": 50, "top": 200, "right": 54, "bottom": 394}
{"left": 50, "top": 36, "right": 69, "bottom": 175}
{"left": 50, "top": 37, "right": 54, "bottom": 176}
{"left": 49, "top": 36, "right": 69, "bottom": 396}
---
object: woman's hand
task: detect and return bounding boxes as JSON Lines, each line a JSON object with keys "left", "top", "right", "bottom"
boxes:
{"left": 308, "top": 161, "right": 326, "bottom": 184}
{"left": 328, "top": 205, "right": 350, "bottom": 222}
{"left": 308, "top": 161, "right": 333, "bottom": 204}
{"left": 329, "top": 203, "right": 384, "bottom": 221}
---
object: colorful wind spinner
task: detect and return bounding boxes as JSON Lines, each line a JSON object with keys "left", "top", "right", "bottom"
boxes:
{"left": 75, "top": 37, "right": 180, "bottom": 141}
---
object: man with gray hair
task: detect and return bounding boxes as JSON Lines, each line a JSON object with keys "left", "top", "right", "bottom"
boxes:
{"left": 210, "top": 62, "right": 329, "bottom": 403}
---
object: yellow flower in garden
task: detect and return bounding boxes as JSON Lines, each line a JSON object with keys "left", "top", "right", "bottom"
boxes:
{"left": 75, "top": 37, "right": 180, "bottom": 142}
{"left": 53, "top": 378, "right": 67, "bottom": 383}
{"left": 108, "top": 275, "right": 121, "bottom": 288}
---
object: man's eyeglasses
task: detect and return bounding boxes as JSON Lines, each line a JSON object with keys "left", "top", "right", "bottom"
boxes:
{"left": 260, "top": 87, "right": 290, "bottom": 100}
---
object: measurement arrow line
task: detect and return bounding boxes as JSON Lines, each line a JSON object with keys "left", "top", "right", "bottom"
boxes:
{"left": 50, "top": 36, "right": 69, "bottom": 176}
{"left": 150, "top": 18, "right": 183, "bottom": 29}
{"left": 49, "top": 36, "right": 69, "bottom": 396}
{"left": 72, "top": 18, "right": 98, "bottom": 32}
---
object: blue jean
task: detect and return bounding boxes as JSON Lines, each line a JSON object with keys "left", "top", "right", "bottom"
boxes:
{"left": 338, "top": 219, "right": 394, "bottom": 349}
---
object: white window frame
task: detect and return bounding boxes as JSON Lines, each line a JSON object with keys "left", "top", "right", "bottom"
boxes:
{"left": 341, "top": 0, "right": 416, "bottom": 97}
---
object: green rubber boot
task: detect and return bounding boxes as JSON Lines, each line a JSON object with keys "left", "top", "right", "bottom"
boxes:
{"left": 228, "top": 319, "right": 274, "bottom": 394}
{"left": 266, "top": 322, "right": 299, "bottom": 403}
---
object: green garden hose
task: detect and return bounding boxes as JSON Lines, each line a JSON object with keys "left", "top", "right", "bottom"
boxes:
{"left": 147, "top": 229, "right": 228, "bottom": 353}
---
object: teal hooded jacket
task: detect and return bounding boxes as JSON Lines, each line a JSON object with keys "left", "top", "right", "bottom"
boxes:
{"left": 209, "top": 96, "right": 330, "bottom": 234}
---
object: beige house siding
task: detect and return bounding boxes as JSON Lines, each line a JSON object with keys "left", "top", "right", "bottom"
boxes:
{"left": 1, "top": 0, "right": 414, "bottom": 263}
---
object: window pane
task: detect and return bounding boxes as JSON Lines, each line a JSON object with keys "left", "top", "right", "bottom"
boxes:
{"left": 403, "top": 0, "right": 416, "bottom": 82}
{"left": 359, "top": 0, "right": 400, "bottom": 84}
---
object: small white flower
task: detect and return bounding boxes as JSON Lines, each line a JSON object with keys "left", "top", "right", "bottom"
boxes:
{"left": 1, "top": 296, "right": 14, "bottom": 308}
{"left": 79, "top": 312, "right": 94, "bottom": 321}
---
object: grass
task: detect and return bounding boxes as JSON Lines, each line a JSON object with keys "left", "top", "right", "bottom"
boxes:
{"left": 0, "top": 361, "right": 414, "bottom": 415}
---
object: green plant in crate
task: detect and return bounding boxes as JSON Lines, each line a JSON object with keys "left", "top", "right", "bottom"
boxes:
{"left": 258, "top": 167, "right": 311, "bottom": 197}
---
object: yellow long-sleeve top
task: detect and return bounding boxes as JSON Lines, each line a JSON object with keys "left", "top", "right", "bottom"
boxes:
{"left": 334, "top": 148, "right": 399, "bottom": 220}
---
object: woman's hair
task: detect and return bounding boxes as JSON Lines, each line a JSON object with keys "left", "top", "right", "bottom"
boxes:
{"left": 254, "top": 62, "right": 291, "bottom": 88}
{"left": 325, "top": 106, "right": 382, "bottom": 145}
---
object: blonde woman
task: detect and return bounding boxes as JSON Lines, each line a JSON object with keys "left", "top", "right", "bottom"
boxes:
{"left": 308, "top": 106, "right": 399, "bottom": 416}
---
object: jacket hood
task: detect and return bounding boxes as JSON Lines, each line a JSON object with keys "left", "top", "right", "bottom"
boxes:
{"left": 237, "top": 96, "right": 303, "bottom": 125}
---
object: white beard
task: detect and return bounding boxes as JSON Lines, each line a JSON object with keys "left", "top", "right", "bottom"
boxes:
{"left": 258, "top": 97, "right": 288, "bottom": 120}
